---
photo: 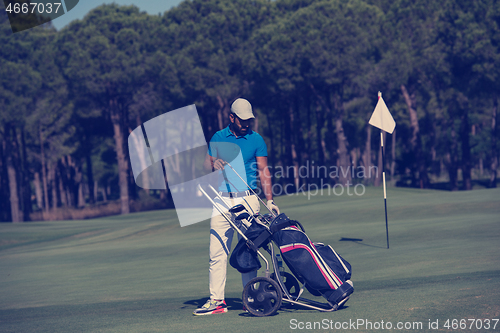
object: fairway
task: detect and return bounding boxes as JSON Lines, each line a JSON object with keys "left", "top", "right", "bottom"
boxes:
{"left": 1, "top": 187, "right": 499, "bottom": 332}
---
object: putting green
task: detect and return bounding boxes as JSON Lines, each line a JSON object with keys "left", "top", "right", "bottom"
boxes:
{"left": 1, "top": 187, "right": 499, "bottom": 332}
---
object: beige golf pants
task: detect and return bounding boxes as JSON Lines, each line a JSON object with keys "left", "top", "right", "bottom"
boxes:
{"left": 209, "top": 194, "right": 260, "bottom": 301}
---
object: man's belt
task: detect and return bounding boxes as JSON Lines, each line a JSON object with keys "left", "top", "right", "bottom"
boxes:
{"left": 219, "top": 190, "right": 253, "bottom": 198}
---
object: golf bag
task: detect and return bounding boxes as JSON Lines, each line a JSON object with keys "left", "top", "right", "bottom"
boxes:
{"left": 271, "top": 214, "right": 353, "bottom": 305}
{"left": 230, "top": 222, "right": 270, "bottom": 273}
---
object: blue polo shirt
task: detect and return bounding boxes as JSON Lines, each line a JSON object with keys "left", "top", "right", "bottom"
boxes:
{"left": 208, "top": 125, "right": 268, "bottom": 192}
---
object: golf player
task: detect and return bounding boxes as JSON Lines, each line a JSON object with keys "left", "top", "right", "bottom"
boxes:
{"left": 193, "top": 98, "right": 279, "bottom": 315}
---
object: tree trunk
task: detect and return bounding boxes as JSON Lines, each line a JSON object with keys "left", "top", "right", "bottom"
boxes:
{"left": 335, "top": 116, "right": 350, "bottom": 185}
{"left": 7, "top": 157, "right": 21, "bottom": 223}
{"left": 401, "top": 85, "right": 428, "bottom": 188}
{"left": 288, "top": 103, "right": 299, "bottom": 189}
{"left": 446, "top": 121, "right": 459, "bottom": 191}
{"left": 364, "top": 125, "right": 372, "bottom": 180}
{"left": 0, "top": 132, "right": 10, "bottom": 222}
{"left": 489, "top": 98, "right": 498, "bottom": 188}
{"left": 50, "top": 163, "right": 58, "bottom": 210}
{"left": 65, "top": 156, "right": 77, "bottom": 207}
{"left": 5, "top": 125, "right": 22, "bottom": 223}
{"left": 60, "top": 156, "right": 73, "bottom": 207}
{"left": 78, "top": 182, "right": 85, "bottom": 208}
{"left": 305, "top": 97, "right": 312, "bottom": 165}
{"left": 86, "top": 152, "right": 95, "bottom": 204}
{"left": 102, "top": 187, "right": 108, "bottom": 202}
{"left": 34, "top": 172, "right": 43, "bottom": 210}
{"left": 11, "top": 127, "right": 24, "bottom": 221}
{"left": 315, "top": 102, "right": 326, "bottom": 167}
{"left": 295, "top": 96, "right": 305, "bottom": 166}
{"left": 58, "top": 166, "right": 67, "bottom": 207}
{"left": 267, "top": 112, "right": 276, "bottom": 172}
{"left": 19, "top": 128, "right": 30, "bottom": 221}
{"left": 110, "top": 101, "right": 130, "bottom": 214}
{"left": 351, "top": 148, "right": 359, "bottom": 180}
{"left": 94, "top": 181, "right": 99, "bottom": 202}
{"left": 72, "top": 160, "right": 85, "bottom": 208}
{"left": 313, "top": 89, "right": 326, "bottom": 166}
{"left": 216, "top": 95, "right": 225, "bottom": 131}
{"left": 40, "top": 126, "right": 50, "bottom": 214}
{"left": 391, "top": 129, "right": 396, "bottom": 177}
{"left": 332, "top": 95, "right": 351, "bottom": 186}
{"left": 460, "top": 108, "right": 472, "bottom": 190}
{"left": 280, "top": 113, "right": 286, "bottom": 187}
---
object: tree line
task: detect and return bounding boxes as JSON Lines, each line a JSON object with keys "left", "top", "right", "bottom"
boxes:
{"left": 1, "top": 0, "right": 499, "bottom": 222}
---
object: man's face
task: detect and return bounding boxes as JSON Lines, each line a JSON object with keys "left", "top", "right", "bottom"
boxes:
{"left": 230, "top": 113, "right": 252, "bottom": 136}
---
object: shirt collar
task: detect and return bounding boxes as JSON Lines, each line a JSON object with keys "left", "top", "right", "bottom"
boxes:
{"left": 224, "top": 125, "right": 251, "bottom": 139}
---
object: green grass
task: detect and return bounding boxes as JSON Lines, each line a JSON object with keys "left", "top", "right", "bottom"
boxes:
{"left": 1, "top": 186, "right": 499, "bottom": 332}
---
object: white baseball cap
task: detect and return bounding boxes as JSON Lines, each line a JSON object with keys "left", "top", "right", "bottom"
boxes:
{"left": 231, "top": 98, "right": 255, "bottom": 120}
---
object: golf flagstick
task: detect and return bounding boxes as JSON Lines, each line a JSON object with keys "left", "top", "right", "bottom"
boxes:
{"left": 368, "top": 92, "right": 396, "bottom": 249}
{"left": 381, "top": 131, "right": 389, "bottom": 249}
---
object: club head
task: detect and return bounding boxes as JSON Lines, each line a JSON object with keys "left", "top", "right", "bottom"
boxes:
{"left": 235, "top": 213, "right": 250, "bottom": 221}
{"left": 229, "top": 204, "right": 246, "bottom": 214}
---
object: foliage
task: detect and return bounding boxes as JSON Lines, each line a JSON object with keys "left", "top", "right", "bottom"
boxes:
{"left": 0, "top": 0, "right": 499, "bottom": 221}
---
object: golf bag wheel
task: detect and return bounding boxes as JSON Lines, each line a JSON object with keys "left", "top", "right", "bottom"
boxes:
{"left": 242, "top": 277, "right": 282, "bottom": 317}
{"left": 271, "top": 272, "right": 300, "bottom": 300}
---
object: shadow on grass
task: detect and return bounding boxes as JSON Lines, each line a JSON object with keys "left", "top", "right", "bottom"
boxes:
{"left": 237, "top": 310, "right": 280, "bottom": 317}
{"left": 279, "top": 301, "right": 350, "bottom": 311}
{"left": 339, "top": 237, "right": 386, "bottom": 249}
{"left": 183, "top": 296, "right": 351, "bottom": 317}
{"left": 235, "top": 302, "right": 350, "bottom": 317}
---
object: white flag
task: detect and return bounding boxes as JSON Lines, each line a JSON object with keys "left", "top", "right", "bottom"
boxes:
{"left": 369, "top": 92, "right": 396, "bottom": 134}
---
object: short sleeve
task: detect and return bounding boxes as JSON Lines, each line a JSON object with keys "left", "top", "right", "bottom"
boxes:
{"left": 208, "top": 135, "right": 218, "bottom": 157}
{"left": 255, "top": 134, "right": 268, "bottom": 157}
{"left": 208, "top": 143, "right": 215, "bottom": 157}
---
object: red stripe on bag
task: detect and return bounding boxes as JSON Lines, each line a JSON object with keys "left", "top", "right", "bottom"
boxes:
{"left": 310, "top": 241, "right": 343, "bottom": 286}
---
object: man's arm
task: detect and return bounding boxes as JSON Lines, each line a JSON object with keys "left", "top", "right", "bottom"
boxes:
{"left": 256, "top": 156, "right": 273, "bottom": 201}
{"left": 204, "top": 153, "right": 226, "bottom": 171}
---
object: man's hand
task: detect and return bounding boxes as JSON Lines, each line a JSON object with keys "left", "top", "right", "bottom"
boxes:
{"left": 267, "top": 200, "right": 280, "bottom": 215}
{"left": 213, "top": 159, "right": 227, "bottom": 170}
{"left": 204, "top": 154, "right": 227, "bottom": 171}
